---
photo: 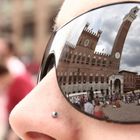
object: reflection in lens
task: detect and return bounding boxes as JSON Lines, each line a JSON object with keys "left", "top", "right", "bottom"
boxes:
{"left": 56, "top": 3, "right": 140, "bottom": 123}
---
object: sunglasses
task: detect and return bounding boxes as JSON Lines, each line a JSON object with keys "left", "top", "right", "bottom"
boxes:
{"left": 38, "top": 2, "right": 140, "bottom": 124}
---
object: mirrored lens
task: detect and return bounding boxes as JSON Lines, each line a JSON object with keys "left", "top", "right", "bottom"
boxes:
{"left": 51, "top": 2, "right": 140, "bottom": 123}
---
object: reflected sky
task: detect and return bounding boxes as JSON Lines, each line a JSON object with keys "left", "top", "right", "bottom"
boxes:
{"left": 65, "top": 3, "right": 140, "bottom": 73}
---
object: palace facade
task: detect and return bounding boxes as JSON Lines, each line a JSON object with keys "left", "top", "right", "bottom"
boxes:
{"left": 57, "top": 6, "right": 140, "bottom": 96}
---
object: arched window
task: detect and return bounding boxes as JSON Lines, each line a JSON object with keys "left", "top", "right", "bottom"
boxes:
{"left": 78, "top": 73, "right": 82, "bottom": 83}
{"left": 67, "top": 51, "right": 72, "bottom": 63}
{"left": 95, "top": 76, "right": 98, "bottom": 83}
{"left": 63, "top": 72, "right": 67, "bottom": 85}
{"left": 59, "top": 76, "right": 63, "bottom": 85}
{"left": 101, "top": 76, "right": 104, "bottom": 83}
{"left": 109, "top": 61, "right": 112, "bottom": 66}
{"left": 83, "top": 73, "right": 87, "bottom": 83}
{"left": 73, "top": 73, "right": 77, "bottom": 84}
{"left": 92, "top": 58, "right": 96, "bottom": 65}
{"left": 97, "top": 59, "right": 101, "bottom": 66}
{"left": 63, "top": 75, "right": 66, "bottom": 85}
{"left": 89, "top": 74, "right": 93, "bottom": 83}
{"left": 102, "top": 60, "right": 106, "bottom": 67}
{"left": 68, "top": 73, "right": 72, "bottom": 84}
{"left": 81, "top": 54, "right": 86, "bottom": 64}
{"left": 106, "top": 77, "right": 109, "bottom": 83}
{"left": 64, "top": 51, "right": 69, "bottom": 62}
{"left": 77, "top": 53, "right": 82, "bottom": 63}
{"left": 72, "top": 52, "right": 77, "bottom": 63}
{"left": 86, "top": 55, "right": 90, "bottom": 64}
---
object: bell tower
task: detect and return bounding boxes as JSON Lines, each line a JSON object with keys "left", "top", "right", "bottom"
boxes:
{"left": 111, "top": 6, "right": 139, "bottom": 70}
{"left": 76, "top": 23, "right": 102, "bottom": 51}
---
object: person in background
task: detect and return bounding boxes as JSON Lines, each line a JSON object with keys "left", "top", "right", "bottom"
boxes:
{"left": 0, "top": 38, "right": 26, "bottom": 76}
{"left": 84, "top": 98, "right": 94, "bottom": 115}
{"left": 0, "top": 64, "right": 34, "bottom": 140}
{"left": 93, "top": 102, "right": 106, "bottom": 119}
{"left": 0, "top": 37, "right": 35, "bottom": 139}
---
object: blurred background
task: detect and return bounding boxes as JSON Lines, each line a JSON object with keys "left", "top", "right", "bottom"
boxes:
{"left": 0, "top": 0, "right": 64, "bottom": 71}
{"left": 0, "top": 0, "right": 63, "bottom": 139}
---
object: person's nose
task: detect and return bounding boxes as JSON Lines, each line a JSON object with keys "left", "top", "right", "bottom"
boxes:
{"left": 9, "top": 68, "right": 81, "bottom": 140}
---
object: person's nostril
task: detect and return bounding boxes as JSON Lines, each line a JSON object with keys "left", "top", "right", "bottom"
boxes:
{"left": 26, "top": 131, "right": 56, "bottom": 140}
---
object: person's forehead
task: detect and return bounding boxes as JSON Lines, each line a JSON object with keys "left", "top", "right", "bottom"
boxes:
{"left": 55, "top": 0, "right": 140, "bottom": 29}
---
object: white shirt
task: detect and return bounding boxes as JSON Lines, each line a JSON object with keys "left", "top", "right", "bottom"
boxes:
{"left": 84, "top": 102, "right": 94, "bottom": 114}
{"left": 6, "top": 56, "right": 26, "bottom": 76}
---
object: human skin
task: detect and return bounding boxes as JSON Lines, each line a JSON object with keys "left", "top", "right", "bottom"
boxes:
{"left": 9, "top": 0, "right": 140, "bottom": 140}
{"left": 0, "top": 39, "right": 7, "bottom": 59}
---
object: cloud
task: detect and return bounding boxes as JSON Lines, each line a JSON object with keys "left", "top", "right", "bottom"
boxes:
{"left": 64, "top": 3, "right": 140, "bottom": 73}
{"left": 95, "top": 3, "right": 140, "bottom": 73}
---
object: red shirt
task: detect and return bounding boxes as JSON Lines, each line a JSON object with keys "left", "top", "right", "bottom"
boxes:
{"left": 7, "top": 73, "right": 34, "bottom": 114}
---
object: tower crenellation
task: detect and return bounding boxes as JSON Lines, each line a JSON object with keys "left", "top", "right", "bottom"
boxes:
{"left": 83, "top": 27, "right": 102, "bottom": 39}
{"left": 76, "top": 23, "right": 102, "bottom": 51}
{"left": 123, "top": 6, "right": 139, "bottom": 22}
{"left": 94, "top": 51, "right": 110, "bottom": 57}
{"left": 97, "top": 30, "right": 102, "bottom": 38}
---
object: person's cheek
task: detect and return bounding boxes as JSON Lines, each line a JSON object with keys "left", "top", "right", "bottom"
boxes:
{"left": 9, "top": 68, "right": 82, "bottom": 140}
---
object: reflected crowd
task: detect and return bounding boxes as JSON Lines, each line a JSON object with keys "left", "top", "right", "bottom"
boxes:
{"left": 68, "top": 88, "right": 140, "bottom": 120}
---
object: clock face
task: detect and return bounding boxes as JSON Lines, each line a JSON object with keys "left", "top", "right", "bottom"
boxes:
{"left": 84, "top": 39, "right": 90, "bottom": 47}
{"left": 115, "top": 52, "right": 120, "bottom": 59}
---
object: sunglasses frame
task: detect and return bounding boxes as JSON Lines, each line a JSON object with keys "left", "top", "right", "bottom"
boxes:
{"left": 38, "top": 1, "right": 140, "bottom": 124}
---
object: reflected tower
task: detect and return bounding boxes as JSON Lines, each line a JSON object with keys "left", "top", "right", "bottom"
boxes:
{"left": 111, "top": 6, "right": 139, "bottom": 70}
{"left": 76, "top": 23, "right": 102, "bottom": 51}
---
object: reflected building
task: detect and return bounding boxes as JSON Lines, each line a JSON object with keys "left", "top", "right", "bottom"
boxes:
{"left": 136, "top": 75, "right": 140, "bottom": 90}
{"left": 119, "top": 70, "right": 137, "bottom": 92}
{"left": 57, "top": 6, "right": 140, "bottom": 96}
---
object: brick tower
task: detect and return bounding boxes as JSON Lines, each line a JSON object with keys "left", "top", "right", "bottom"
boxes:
{"left": 111, "top": 6, "right": 139, "bottom": 70}
{"left": 76, "top": 23, "right": 102, "bottom": 51}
